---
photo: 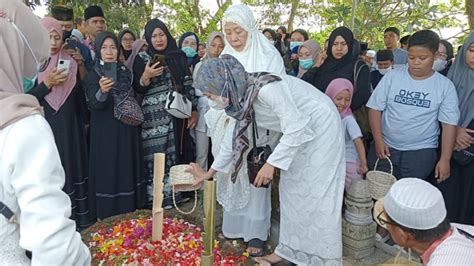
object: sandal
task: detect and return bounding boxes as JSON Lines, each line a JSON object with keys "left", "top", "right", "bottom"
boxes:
{"left": 246, "top": 238, "right": 264, "bottom": 257}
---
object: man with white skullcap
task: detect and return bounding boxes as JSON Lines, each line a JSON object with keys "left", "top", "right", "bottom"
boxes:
{"left": 374, "top": 178, "right": 474, "bottom": 265}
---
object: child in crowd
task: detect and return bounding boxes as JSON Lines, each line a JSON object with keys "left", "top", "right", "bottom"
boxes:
{"left": 326, "top": 78, "right": 368, "bottom": 191}
{"left": 371, "top": 49, "right": 394, "bottom": 89}
{"left": 366, "top": 30, "right": 459, "bottom": 181}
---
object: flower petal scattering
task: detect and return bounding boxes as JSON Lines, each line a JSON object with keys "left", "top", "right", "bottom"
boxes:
{"left": 88, "top": 217, "right": 248, "bottom": 265}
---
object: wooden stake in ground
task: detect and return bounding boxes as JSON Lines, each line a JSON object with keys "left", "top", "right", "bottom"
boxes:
{"left": 152, "top": 153, "right": 165, "bottom": 241}
{"left": 201, "top": 179, "right": 216, "bottom": 265}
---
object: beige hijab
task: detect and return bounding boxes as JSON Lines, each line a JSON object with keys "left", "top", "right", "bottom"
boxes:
{"left": 0, "top": 0, "right": 50, "bottom": 129}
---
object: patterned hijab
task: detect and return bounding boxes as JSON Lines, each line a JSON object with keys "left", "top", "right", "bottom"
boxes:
{"left": 447, "top": 31, "right": 474, "bottom": 128}
{"left": 325, "top": 78, "right": 354, "bottom": 118}
{"left": 194, "top": 54, "right": 281, "bottom": 182}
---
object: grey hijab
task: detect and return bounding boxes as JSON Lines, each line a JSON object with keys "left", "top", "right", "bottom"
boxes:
{"left": 194, "top": 54, "right": 281, "bottom": 182}
{"left": 447, "top": 31, "right": 474, "bottom": 128}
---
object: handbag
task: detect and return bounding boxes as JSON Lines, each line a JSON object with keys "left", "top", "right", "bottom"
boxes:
{"left": 452, "top": 120, "right": 474, "bottom": 166}
{"left": 113, "top": 87, "right": 144, "bottom": 126}
{"left": 165, "top": 75, "right": 192, "bottom": 119}
{"left": 94, "top": 66, "right": 144, "bottom": 126}
{"left": 246, "top": 114, "right": 272, "bottom": 188}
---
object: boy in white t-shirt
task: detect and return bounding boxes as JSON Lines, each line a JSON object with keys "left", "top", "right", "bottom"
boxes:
{"left": 366, "top": 30, "right": 460, "bottom": 181}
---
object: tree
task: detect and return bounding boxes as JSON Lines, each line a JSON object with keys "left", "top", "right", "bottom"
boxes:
{"left": 467, "top": 0, "right": 474, "bottom": 30}
{"left": 155, "top": 0, "right": 233, "bottom": 40}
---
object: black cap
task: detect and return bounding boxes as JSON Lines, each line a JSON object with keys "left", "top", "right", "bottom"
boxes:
{"left": 84, "top": 5, "right": 105, "bottom": 21}
{"left": 51, "top": 5, "right": 74, "bottom": 21}
{"left": 377, "top": 49, "right": 394, "bottom": 62}
{"left": 384, "top": 27, "right": 400, "bottom": 36}
{"left": 360, "top": 42, "right": 368, "bottom": 52}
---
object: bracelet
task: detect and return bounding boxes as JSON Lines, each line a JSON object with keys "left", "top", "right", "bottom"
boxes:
{"left": 139, "top": 77, "right": 146, "bottom": 87}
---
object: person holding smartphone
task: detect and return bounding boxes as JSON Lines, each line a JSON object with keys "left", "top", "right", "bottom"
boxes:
{"left": 84, "top": 31, "right": 147, "bottom": 220}
{"left": 132, "top": 18, "right": 198, "bottom": 210}
{"left": 27, "top": 17, "right": 92, "bottom": 229}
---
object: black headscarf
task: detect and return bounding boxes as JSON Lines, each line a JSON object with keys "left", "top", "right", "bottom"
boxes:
{"left": 144, "top": 19, "right": 178, "bottom": 56}
{"left": 302, "top": 26, "right": 356, "bottom": 92}
{"left": 143, "top": 19, "right": 190, "bottom": 85}
{"left": 94, "top": 31, "right": 121, "bottom": 62}
{"left": 178, "top": 32, "right": 201, "bottom": 68}
{"left": 118, "top": 28, "right": 136, "bottom": 60}
{"left": 440, "top": 40, "right": 454, "bottom": 60}
{"left": 263, "top": 28, "right": 284, "bottom": 56}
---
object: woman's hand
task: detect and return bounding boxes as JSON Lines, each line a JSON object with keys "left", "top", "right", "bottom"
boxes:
{"left": 455, "top": 127, "right": 474, "bottom": 151}
{"left": 187, "top": 163, "right": 211, "bottom": 186}
{"left": 43, "top": 68, "right": 68, "bottom": 89}
{"left": 99, "top": 76, "right": 114, "bottom": 93}
{"left": 254, "top": 163, "right": 275, "bottom": 187}
{"left": 187, "top": 111, "right": 198, "bottom": 129}
{"left": 142, "top": 61, "right": 164, "bottom": 83}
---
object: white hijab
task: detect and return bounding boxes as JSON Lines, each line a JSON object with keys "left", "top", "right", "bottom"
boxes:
{"left": 221, "top": 4, "right": 285, "bottom": 74}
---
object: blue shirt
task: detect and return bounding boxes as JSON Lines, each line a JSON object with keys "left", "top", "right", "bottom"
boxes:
{"left": 366, "top": 68, "right": 459, "bottom": 150}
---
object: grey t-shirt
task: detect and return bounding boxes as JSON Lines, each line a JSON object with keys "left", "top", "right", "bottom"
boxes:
{"left": 366, "top": 68, "right": 460, "bottom": 150}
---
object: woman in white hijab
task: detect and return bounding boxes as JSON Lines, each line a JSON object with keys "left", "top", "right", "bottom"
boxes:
{"left": 0, "top": 0, "right": 91, "bottom": 265}
{"left": 221, "top": 4, "right": 285, "bottom": 74}
{"left": 194, "top": 4, "right": 285, "bottom": 257}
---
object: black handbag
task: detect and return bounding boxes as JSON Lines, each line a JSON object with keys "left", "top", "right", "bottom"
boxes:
{"left": 112, "top": 87, "right": 144, "bottom": 127}
{"left": 246, "top": 114, "right": 272, "bottom": 188}
{"left": 452, "top": 120, "right": 474, "bottom": 166}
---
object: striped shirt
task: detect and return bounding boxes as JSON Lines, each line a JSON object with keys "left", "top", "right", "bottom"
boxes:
{"left": 422, "top": 223, "right": 474, "bottom": 266}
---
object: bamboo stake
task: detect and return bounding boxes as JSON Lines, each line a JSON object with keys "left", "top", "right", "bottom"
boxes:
{"left": 201, "top": 179, "right": 216, "bottom": 265}
{"left": 152, "top": 153, "right": 165, "bottom": 241}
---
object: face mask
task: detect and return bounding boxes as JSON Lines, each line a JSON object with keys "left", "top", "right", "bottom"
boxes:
{"left": 63, "top": 30, "right": 72, "bottom": 43}
{"left": 6, "top": 17, "right": 43, "bottom": 92}
{"left": 289, "top": 41, "right": 303, "bottom": 51}
{"left": 299, "top": 58, "right": 314, "bottom": 69}
{"left": 182, "top": 46, "right": 197, "bottom": 58}
{"left": 22, "top": 72, "right": 38, "bottom": 93}
{"left": 378, "top": 66, "right": 392, "bottom": 75}
{"left": 268, "top": 39, "right": 275, "bottom": 45}
{"left": 432, "top": 58, "right": 447, "bottom": 72}
{"left": 208, "top": 97, "right": 229, "bottom": 110}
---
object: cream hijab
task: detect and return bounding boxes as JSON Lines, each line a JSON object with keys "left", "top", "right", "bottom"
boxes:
{"left": 0, "top": 0, "right": 50, "bottom": 129}
{"left": 221, "top": 4, "right": 285, "bottom": 74}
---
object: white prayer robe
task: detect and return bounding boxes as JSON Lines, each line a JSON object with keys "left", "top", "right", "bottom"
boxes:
{"left": 0, "top": 115, "right": 91, "bottom": 266}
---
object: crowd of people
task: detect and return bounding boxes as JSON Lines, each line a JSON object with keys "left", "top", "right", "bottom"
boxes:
{"left": 1, "top": 0, "right": 473, "bottom": 265}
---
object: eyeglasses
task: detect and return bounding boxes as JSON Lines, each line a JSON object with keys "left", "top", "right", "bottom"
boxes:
{"left": 377, "top": 210, "right": 395, "bottom": 226}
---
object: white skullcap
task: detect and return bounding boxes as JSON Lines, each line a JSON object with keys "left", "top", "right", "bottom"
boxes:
{"left": 366, "top": 50, "right": 376, "bottom": 58}
{"left": 384, "top": 178, "right": 447, "bottom": 230}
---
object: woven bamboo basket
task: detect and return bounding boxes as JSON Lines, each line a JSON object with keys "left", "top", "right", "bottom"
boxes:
{"left": 366, "top": 157, "right": 396, "bottom": 200}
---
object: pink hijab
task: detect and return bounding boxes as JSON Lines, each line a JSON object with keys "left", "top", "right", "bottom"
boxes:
{"left": 325, "top": 78, "right": 354, "bottom": 118}
{"left": 125, "top": 39, "right": 147, "bottom": 71}
{"left": 39, "top": 17, "right": 77, "bottom": 112}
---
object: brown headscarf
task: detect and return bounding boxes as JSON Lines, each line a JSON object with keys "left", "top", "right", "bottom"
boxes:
{"left": 0, "top": 0, "right": 50, "bottom": 129}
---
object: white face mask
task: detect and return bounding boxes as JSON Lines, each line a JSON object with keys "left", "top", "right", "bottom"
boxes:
{"left": 378, "top": 66, "right": 393, "bottom": 75}
{"left": 208, "top": 97, "right": 229, "bottom": 110}
{"left": 432, "top": 58, "right": 447, "bottom": 72}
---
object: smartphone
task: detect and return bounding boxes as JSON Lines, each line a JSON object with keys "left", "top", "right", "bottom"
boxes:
{"left": 150, "top": 54, "right": 166, "bottom": 67}
{"left": 57, "top": 59, "right": 70, "bottom": 74}
{"left": 103, "top": 62, "right": 117, "bottom": 81}
{"left": 65, "top": 39, "right": 78, "bottom": 51}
